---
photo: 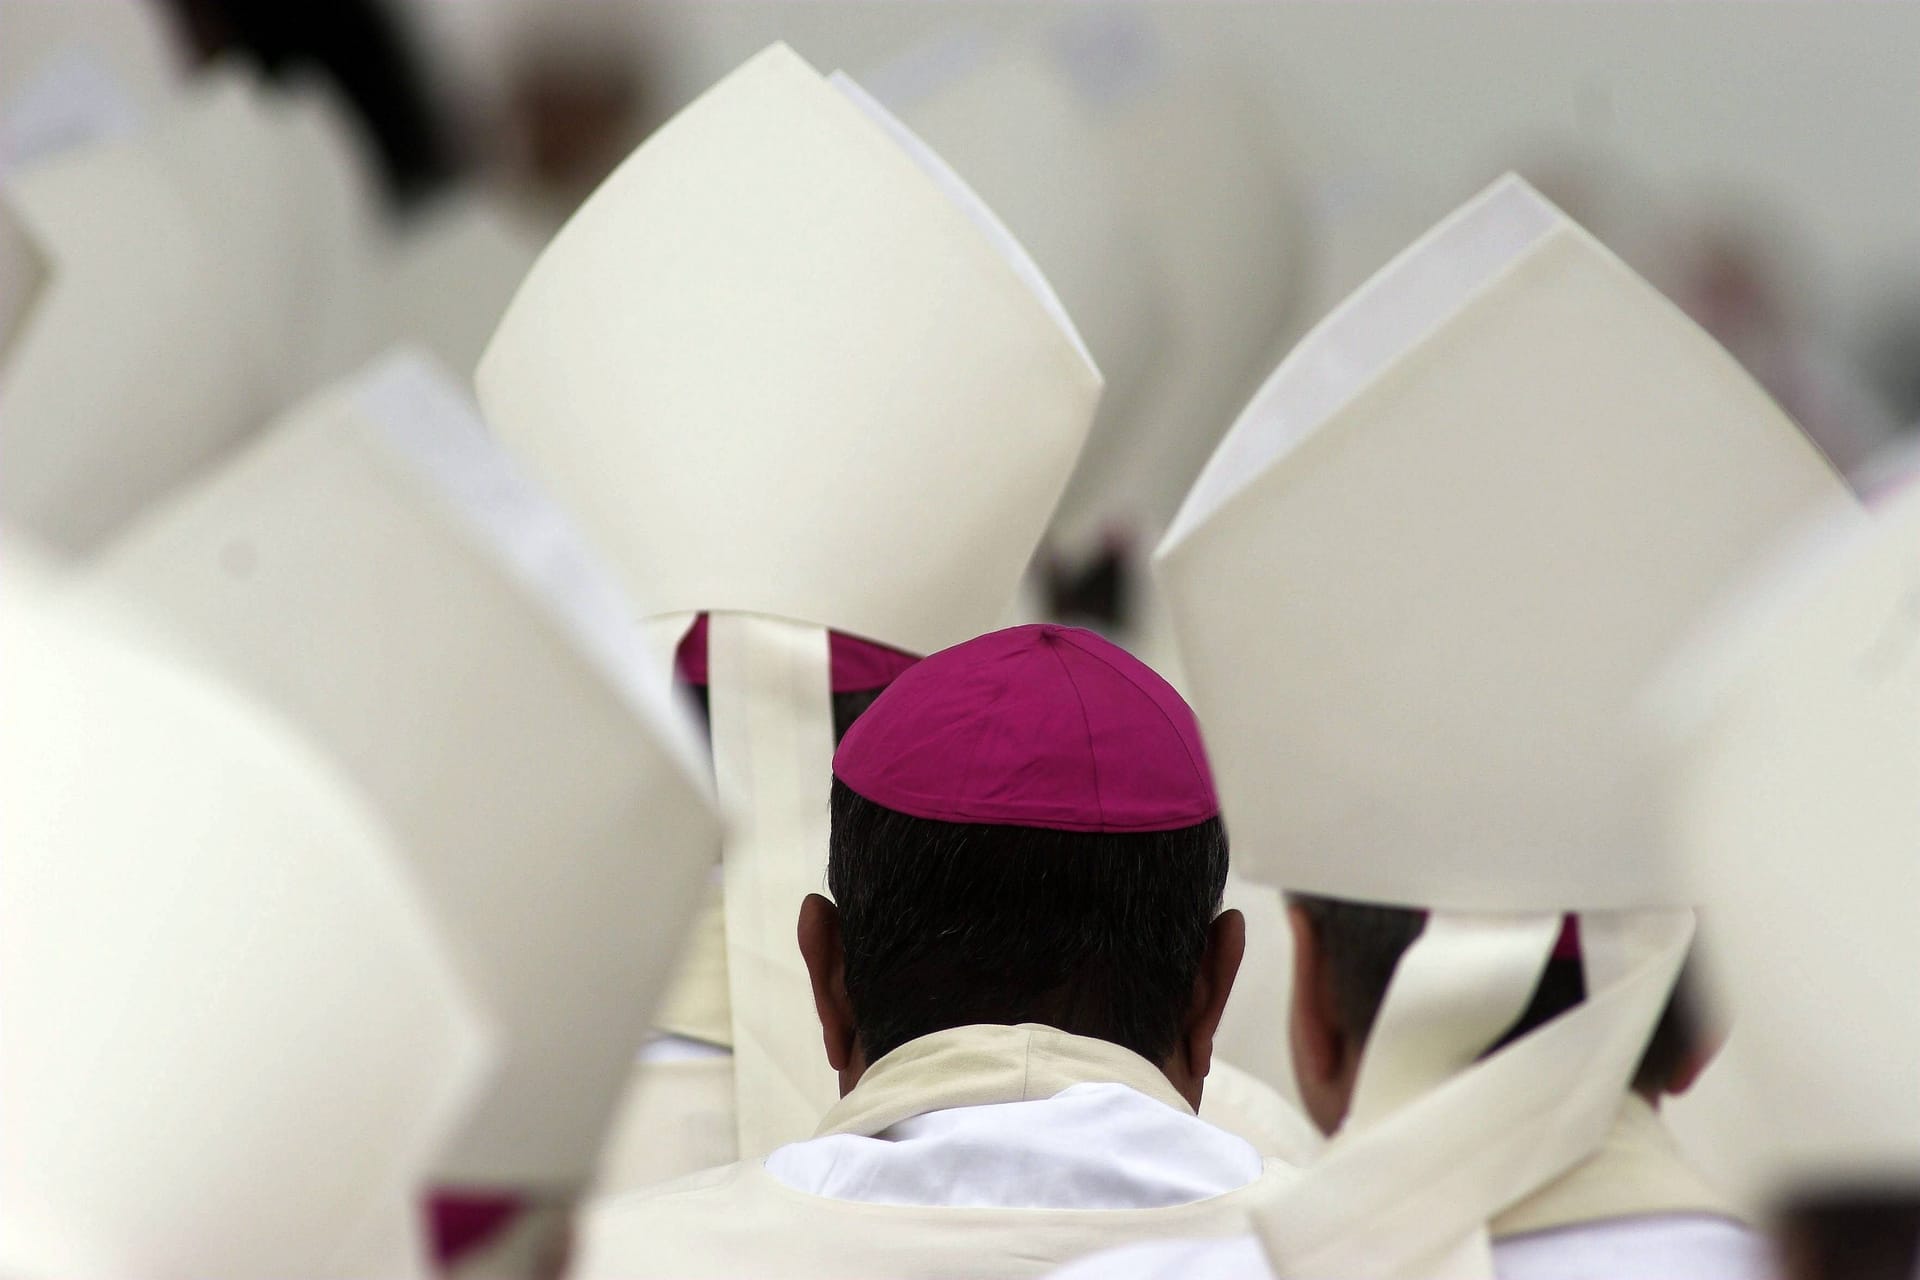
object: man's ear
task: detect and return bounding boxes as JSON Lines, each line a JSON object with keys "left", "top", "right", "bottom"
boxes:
{"left": 1169, "top": 908, "right": 1246, "bottom": 1107}
{"left": 797, "top": 894, "right": 858, "bottom": 1082}
{"left": 1286, "top": 901, "right": 1350, "bottom": 1134}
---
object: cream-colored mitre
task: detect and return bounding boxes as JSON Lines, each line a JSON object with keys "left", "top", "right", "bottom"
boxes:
{"left": 1160, "top": 173, "right": 1852, "bottom": 913}
{"left": 79, "top": 349, "right": 721, "bottom": 1191}
{"left": 1651, "top": 484, "right": 1920, "bottom": 1208}
{"left": 0, "top": 573, "right": 489, "bottom": 1279}
{"left": 476, "top": 41, "right": 1101, "bottom": 656}
{"left": 0, "top": 65, "right": 378, "bottom": 552}
{"left": 1157, "top": 173, "right": 1855, "bottom": 1279}
{"left": 477, "top": 41, "right": 1105, "bottom": 1161}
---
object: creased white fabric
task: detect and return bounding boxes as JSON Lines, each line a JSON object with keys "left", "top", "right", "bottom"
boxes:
{"left": 766, "top": 1081, "right": 1262, "bottom": 1211}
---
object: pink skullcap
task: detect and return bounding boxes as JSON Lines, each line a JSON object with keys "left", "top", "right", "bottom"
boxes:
{"left": 675, "top": 614, "right": 919, "bottom": 693}
{"left": 833, "top": 624, "right": 1219, "bottom": 833}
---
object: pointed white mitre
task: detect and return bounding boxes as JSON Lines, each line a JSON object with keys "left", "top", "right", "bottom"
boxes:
{"left": 1158, "top": 174, "right": 1852, "bottom": 913}
{"left": 81, "top": 349, "right": 721, "bottom": 1191}
{"left": 1649, "top": 485, "right": 1920, "bottom": 1204}
{"left": 0, "top": 573, "right": 490, "bottom": 1278}
{"left": 1160, "top": 175, "right": 1854, "bottom": 1279}
{"left": 475, "top": 42, "right": 1101, "bottom": 656}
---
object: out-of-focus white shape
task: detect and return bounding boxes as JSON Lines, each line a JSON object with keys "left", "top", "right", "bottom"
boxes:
{"left": 1049, "top": 10, "right": 1304, "bottom": 556}
{"left": 0, "top": 0, "right": 183, "bottom": 122}
{"left": 0, "top": 177, "right": 44, "bottom": 361}
{"left": 263, "top": 74, "right": 384, "bottom": 398}
{"left": 860, "top": 26, "right": 1162, "bottom": 561}
{"left": 326, "top": 1200, "right": 434, "bottom": 1280}
{"left": 141, "top": 65, "right": 382, "bottom": 402}
{"left": 0, "top": 568, "right": 491, "bottom": 1279}
{"left": 0, "top": 120, "right": 261, "bottom": 551}
{"left": 596, "top": 1055, "right": 739, "bottom": 1197}
{"left": 476, "top": 42, "right": 1101, "bottom": 657}
{"left": 1159, "top": 174, "right": 1855, "bottom": 911}
{"left": 138, "top": 65, "right": 304, "bottom": 401}
{"left": 1, "top": 48, "right": 145, "bottom": 174}
{"left": 0, "top": 62, "right": 383, "bottom": 554}
{"left": 1651, "top": 485, "right": 1920, "bottom": 1206}
{"left": 82, "top": 349, "right": 721, "bottom": 1191}
{"left": 0, "top": 524, "right": 65, "bottom": 598}
{"left": 0, "top": 41, "right": 151, "bottom": 364}
{"left": 374, "top": 194, "right": 542, "bottom": 377}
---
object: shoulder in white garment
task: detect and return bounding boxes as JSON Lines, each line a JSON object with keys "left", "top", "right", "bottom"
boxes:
{"left": 765, "top": 1081, "right": 1265, "bottom": 1210}
{"left": 1043, "top": 1215, "right": 1774, "bottom": 1280}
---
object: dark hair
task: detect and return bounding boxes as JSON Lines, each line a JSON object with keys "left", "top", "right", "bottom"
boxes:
{"left": 1288, "top": 893, "right": 1697, "bottom": 1093}
{"left": 1776, "top": 1190, "right": 1920, "bottom": 1280}
{"left": 827, "top": 777, "right": 1230, "bottom": 1065}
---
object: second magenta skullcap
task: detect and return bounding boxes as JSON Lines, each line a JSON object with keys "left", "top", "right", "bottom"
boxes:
{"left": 832, "top": 624, "right": 1219, "bottom": 833}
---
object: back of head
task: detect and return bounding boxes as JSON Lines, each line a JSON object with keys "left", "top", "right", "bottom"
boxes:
{"left": 828, "top": 623, "right": 1226, "bottom": 1065}
{"left": 829, "top": 779, "right": 1226, "bottom": 1064}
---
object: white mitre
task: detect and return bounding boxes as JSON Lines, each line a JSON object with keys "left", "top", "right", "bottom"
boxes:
{"left": 476, "top": 40, "right": 1100, "bottom": 657}
{"left": 1651, "top": 483, "right": 1920, "bottom": 1209}
{"left": 78, "top": 349, "right": 721, "bottom": 1192}
{"left": 1157, "top": 174, "right": 1854, "bottom": 1278}
{"left": 476, "top": 41, "right": 1103, "bottom": 1157}
{"left": 0, "top": 566, "right": 490, "bottom": 1279}
{"left": 0, "top": 65, "right": 379, "bottom": 552}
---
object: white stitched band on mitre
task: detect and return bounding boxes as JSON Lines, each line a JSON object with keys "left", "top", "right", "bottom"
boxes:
{"left": 707, "top": 613, "right": 840, "bottom": 1157}
{"left": 1254, "top": 906, "right": 1694, "bottom": 1279}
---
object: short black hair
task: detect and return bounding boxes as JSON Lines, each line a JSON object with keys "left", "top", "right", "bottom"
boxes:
{"left": 1288, "top": 893, "right": 1697, "bottom": 1094}
{"left": 827, "top": 777, "right": 1230, "bottom": 1065}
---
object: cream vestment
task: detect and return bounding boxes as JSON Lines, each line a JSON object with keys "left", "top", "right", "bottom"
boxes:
{"left": 1047, "top": 1097, "right": 1765, "bottom": 1280}
{"left": 571, "top": 1025, "right": 1296, "bottom": 1279}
